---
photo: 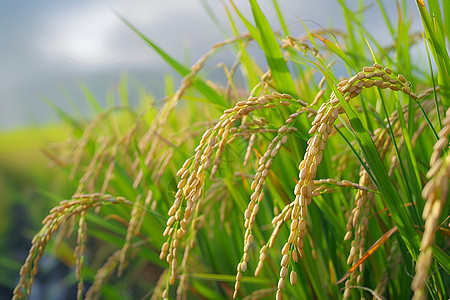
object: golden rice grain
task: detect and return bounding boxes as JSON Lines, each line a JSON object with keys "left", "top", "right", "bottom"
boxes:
{"left": 373, "top": 63, "right": 383, "bottom": 69}
{"left": 13, "top": 195, "right": 131, "bottom": 300}
{"left": 412, "top": 108, "right": 449, "bottom": 300}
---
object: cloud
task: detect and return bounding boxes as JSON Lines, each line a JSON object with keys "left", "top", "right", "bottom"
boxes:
{"left": 37, "top": 3, "right": 122, "bottom": 67}
{"left": 35, "top": 1, "right": 227, "bottom": 70}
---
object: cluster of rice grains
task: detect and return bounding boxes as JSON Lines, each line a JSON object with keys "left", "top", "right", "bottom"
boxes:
{"left": 159, "top": 91, "right": 310, "bottom": 299}
{"left": 267, "top": 63, "right": 417, "bottom": 300}
{"left": 411, "top": 108, "right": 450, "bottom": 300}
{"left": 160, "top": 62, "right": 422, "bottom": 299}
{"left": 12, "top": 194, "right": 132, "bottom": 300}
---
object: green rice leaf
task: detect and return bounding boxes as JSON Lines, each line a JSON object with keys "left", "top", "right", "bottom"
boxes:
{"left": 42, "top": 97, "right": 83, "bottom": 134}
{"left": 416, "top": 0, "right": 450, "bottom": 107}
{"left": 225, "top": 3, "right": 261, "bottom": 88}
{"left": 249, "top": 0, "right": 298, "bottom": 96}
{"left": 116, "top": 13, "right": 227, "bottom": 108}
{"left": 312, "top": 34, "right": 356, "bottom": 71}
{"left": 229, "top": 1, "right": 261, "bottom": 45}
{"left": 432, "top": 244, "right": 450, "bottom": 274}
{"left": 80, "top": 82, "right": 104, "bottom": 114}
{"left": 272, "top": 0, "right": 289, "bottom": 36}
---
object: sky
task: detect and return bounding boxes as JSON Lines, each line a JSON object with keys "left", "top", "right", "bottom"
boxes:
{"left": 0, "top": 0, "right": 420, "bottom": 129}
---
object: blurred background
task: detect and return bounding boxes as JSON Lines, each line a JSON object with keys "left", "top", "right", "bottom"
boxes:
{"left": 0, "top": 0, "right": 420, "bottom": 129}
{"left": 0, "top": 0, "right": 420, "bottom": 299}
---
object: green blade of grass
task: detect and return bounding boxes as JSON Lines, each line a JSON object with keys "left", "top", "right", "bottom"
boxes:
{"left": 432, "top": 243, "right": 450, "bottom": 274}
{"left": 116, "top": 12, "right": 227, "bottom": 108}
{"left": 428, "top": 0, "right": 445, "bottom": 42}
{"left": 394, "top": 99, "right": 423, "bottom": 220}
{"left": 312, "top": 34, "right": 356, "bottom": 71}
{"left": 229, "top": 1, "right": 274, "bottom": 93}
{"left": 224, "top": 3, "right": 262, "bottom": 89}
{"left": 248, "top": 0, "right": 298, "bottom": 97}
{"left": 444, "top": 0, "right": 450, "bottom": 45}
{"left": 80, "top": 82, "right": 104, "bottom": 114}
{"left": 416, "top": 0, "right": 450, "bottom": 107}
{"left": 272, "top": 0, "right": 289, "bottom": 36}
{"left": 337, "top": 0, "right": 394, "bottom": 68}
{"left": 423, "top": 32, "right": 443, "bottom": 130}
{"left": 118, "top": 73, "right": 130, "bottom": 107}
{"left": 42, "top": 97, "right": 83, "bottom": 135}
{"left": 229, "top": 1, "right": 261, "bottom": 44}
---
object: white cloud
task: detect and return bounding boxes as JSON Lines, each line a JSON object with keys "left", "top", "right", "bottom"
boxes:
{"left": 35, "top": 0, "right": 227, "bottom": 71}
{"left": 38, "top": 3, "right": 121, "bottom": 67}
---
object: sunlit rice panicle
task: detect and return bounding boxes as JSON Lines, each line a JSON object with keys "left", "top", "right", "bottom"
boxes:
{"left": 343, "top": 175, "right": 370, "bottom": 295}
{"left": 234, "top": 101, "right": 304, "bottom": 298}
{"left": 253, "top": 202, "right": 295, "bottom": 300}
{"left": 285, "top": 102, "right": 336, "bottom": 296}
{"left": 154, "top": 148, "right": 175, "bottom": 183}
{"left": 69, "top": 113, "right": 109, "bottom": 180}
{"left": 12, "top": 194, "right": 131, "bottom": 300}
{"left": 162, "top": 92, "right": 305, "bottom": 297}
{"left": 276, "top": 64, "right": 418, "bottom": 297}
{"left": 312, "top": 88, "right": 326, "bottom": 106}
{"left": 411, "top": 108, "right": 450, "bottom": 300}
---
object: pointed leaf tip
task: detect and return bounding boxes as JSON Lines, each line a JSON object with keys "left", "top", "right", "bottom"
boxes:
{"left": 312, "top": 34, "right": 356, "bottom": 71}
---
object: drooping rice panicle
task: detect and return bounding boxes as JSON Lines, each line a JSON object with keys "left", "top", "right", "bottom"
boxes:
{"left": 275, "top": 63, "right": 419, "bottom": 298}
{"left": 234, "top": 101, "right": 305, "bottom": 298}
{"left": 411, "top": 108, "right": 449, "bottom": 300}
{"left": 161, "top": 91, "right": 309, "bottom": 297}
{"left": 12, "top": 194, "right": 132, "bottom": 300}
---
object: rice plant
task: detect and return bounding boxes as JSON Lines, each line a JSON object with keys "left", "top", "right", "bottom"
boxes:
{"left": 13, "top": 0, "right": 449, "bottom": 299}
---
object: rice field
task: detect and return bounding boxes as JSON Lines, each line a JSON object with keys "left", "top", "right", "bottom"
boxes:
{"left": 10, "top": 0, "right": 449, "bottom": 299}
